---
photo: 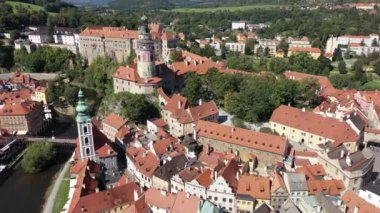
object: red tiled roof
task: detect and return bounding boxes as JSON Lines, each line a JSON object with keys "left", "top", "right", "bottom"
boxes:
{"left": 294, "top": 159, "right": 311, "bottom": 167}
{"left": 127, "top": 147, "right": 159, "bottom": 178}
{"left": 348, "top": 42, "right": 363, "bottom": 47}
{"left": 161, "top": 31, "right": 174, "bottom": 40}
{"left": 96, "top": 143, "right": 117, "bottom": 158}
{"left": 171, "top": 191, "right": 201, "bottom": 212}
{"left": 0, "top": 99, "right": 42, "bottom": 116}
{"left": 80, "top": 26, "right": 139, "bottom": 39}
{"left": 113, "top": 65, "right": 162, "bottom": 85}
{"left": 117, "top": 175, "right": 129, "bottom": 186}
{"left": 270, "top": 105, "right": 359, "bottom": 146}
{"left": 123, "top": 195, "right": 149, "bottom": 213}
{"left": 308, "top": 179, "right": 345, "bottom": 196}
{"left": 295, "top": 164, "right": 326, "bottom": 180}
{"left": 103, "top": 113, "right": 128, "bottom": 130}
{"left": 343, "top": 190, "right": 379, "bottom": 213}
{"left": 271, "top": 171, "right": 287, "bottom": 193}
{"left": 153, "top": 137, "right": 176, "bottom": 156}
{"left": 150, "top": 118, "right": 167, "bottom": 128}
{"left": 219, "top": 159, "right": 239, "bottom": 192}
{"left": 365, "top": 128, "right": 380, "bottom": 134}
{"left": 116, "top": 125, "right": 130, "bottom": 140}
{"left": 237, "top": 175, "right": 271, "bottom": 200}
{"left": 195, "top": 168, "right": 213, "bottom": 187}
{"left": 284, "top": 71, "right": 334, "bottom": 91}
{"left": 196, "top": 120, "right": 288, "bottom": 155}
{"left": 341, "top": 34, "right": 370, "bottom": 39}
{"left": 71, "top": 182, "right": 142, "bottom": 213}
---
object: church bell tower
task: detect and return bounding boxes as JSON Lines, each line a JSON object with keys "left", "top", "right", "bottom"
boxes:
{"left": 136, "top": 15, "right": 155, "bottom": 78}
{"left": 76, "top": 90, "right": 97, "bottom": 162}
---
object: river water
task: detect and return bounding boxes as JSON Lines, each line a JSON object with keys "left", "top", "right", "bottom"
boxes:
{"left": 0, "top": 148, "right": 74, "bottom": 213}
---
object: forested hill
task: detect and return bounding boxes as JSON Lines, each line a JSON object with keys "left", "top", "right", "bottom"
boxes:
{"left": 63, "top": 0, "right": 380, "bottom": 10}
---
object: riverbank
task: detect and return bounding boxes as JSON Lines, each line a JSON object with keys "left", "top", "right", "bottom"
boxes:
{"left": 0, "top": 147, "right": 74, "bottom": 213}
{"left": 43, "top": 157, "right": 72, "bottom": 213}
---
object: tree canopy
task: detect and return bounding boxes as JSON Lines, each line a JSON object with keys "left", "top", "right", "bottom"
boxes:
{"left": 22, "top": 141, "right": 56, "bottom": 174}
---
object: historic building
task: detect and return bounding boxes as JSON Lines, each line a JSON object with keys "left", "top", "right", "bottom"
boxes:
{"left": 270, "top": 105, "right": 360, "bottom": 152}
{"left": 159, "top": 90, "right": 219, "bottom": 137}
{"left": 112, "top": 17, "right": 176, "bottom": 95}
{"left": 195, "top": 120, "right": 288, "bottom": 165}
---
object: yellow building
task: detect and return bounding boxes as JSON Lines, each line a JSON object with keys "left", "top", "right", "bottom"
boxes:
{"left": 31, "top": 86, "right": 47, "bottom": 104}
{"left": 288, "top": 47, "right": 321, "bottom": 59}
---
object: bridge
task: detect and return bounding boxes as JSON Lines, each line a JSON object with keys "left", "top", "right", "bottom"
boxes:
{"left": 23, "top": 137, "right": 77, "bottom": 147}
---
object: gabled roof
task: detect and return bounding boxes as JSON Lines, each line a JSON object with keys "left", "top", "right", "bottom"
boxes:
{"left": 270, "top": 105, "right": 359, "bottom": 146}
{"left": 80, "top": 26, "right": 139, "bottom": 39}
{"left": 103, "top": 113, "right": 127, "bottom": 130}
{"left": 271, "top": 171, "right": 287, "bottom": 193}
{"left": 113, "top": 65, "right": 162, "bottom": 85}
{"left": 153, "top": 154, "right": 189, "bottom": 181}
{"left": 71, "top": 182, "right": 142, "bottom": 213}
{"left": 126, "top": 147, "right": 159, "bottom": 178}
{"left": 237, "top": 175, "right": 271, "bottom": 200}
{"left": 219, "top": 159, "right": 239, "bottom": 192}
{"left": 343, "top": 190, "right": 379, "bottom": 213}
{"left": 307, "top": 179, "right": 345, "bottom": 196}
{"left": 196, "top": 120, "right": 288, "bottom": 155}
{"left": 195, "top": 168, "right": 213, "bottom": 188}
{"left": 284, "top": 71, "right": 334, "bottom": 91}
{"left": 295, "top": 164, "right": 326, "bottom": 180}
{"left": 96, "top": 143, "right": 118, "bottom": 158}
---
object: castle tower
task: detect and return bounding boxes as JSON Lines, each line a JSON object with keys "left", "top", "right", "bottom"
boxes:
{"left": 76, "top": 90, "right": 97, "bottom": 162}
{"left": 136, "top": 15, "right": 155, "bottom": 78}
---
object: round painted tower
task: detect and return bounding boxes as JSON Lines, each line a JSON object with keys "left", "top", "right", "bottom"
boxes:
{"left": 137, "top": 16, "right": 155, "bottom": 78}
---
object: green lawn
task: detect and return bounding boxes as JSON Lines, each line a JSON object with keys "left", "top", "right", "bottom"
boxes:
{"left": 360, "top": 80, "right": 380, "bottom": 91}
{"left": 52, "top": 165, "right": 71, "bottom": 213}
{"left": 167, "top": 4, "right": 280, "bottom": 13}
{"left": 5, "top": 1, "right": 56, "bottom": 15}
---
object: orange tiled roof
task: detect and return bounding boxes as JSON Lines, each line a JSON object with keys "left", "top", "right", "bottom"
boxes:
{"left": 270, "top": 105, "right": 359, "bottom": 146}
{"left": 153, "top": 137, "right": 176, "bottom": 156}
{"left": 195, "top": 168, "right": 213, "bottom": 187}
{"left": 341, "top": 34, "right": 370, "bottom": 39}
{"left": 0, "top": 99, "right": 42, "bottom": 116}
{"left": 343, "top": 190, "right": 379, "bottom": 213}
{"left": 103, "top": 113, "right": 128, "bottom": 130}
{"left": 127, "top": 147, "right": 159, "bottom": 178}
{"left": 295, "top": 164, "right": 326, "bottom": 180}
{"left": 80, "top": 26, "right": 139, "bottom": 39}
{"left": 219, "top": 159, "right": 239, "bottom": 192}
{"left": 289, "top": 47, "right": 321, "bottom": 54}
{"left": 308, "top": 179, "right": 345, "bottom": 196}
{"left": 196, "top": 120, "right": 288, "bottom": 155}
{"left": 237, "top": 175, "right": 271, "bottom": 200}
{"left": 150, "top": 118, "right": 167, "bottom": 128}
{"left": 284, "top": 71, "right": 334, "bottom": 91}
{"left": 96, "top": 143, "right": 117, "bottom": 158}
{"left": 71, "top": 182, "right": 142, "bottom": 213}
{"left": 113, "top": 65, "right": 162, "bottom": 85}
{"left": 271, "top": 171, "right": 287, "bottom": 193}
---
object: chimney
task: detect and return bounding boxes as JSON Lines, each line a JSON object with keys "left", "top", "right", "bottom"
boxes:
{"left": 95, "top": 187, "right": 99, "bottom": 192}
{"left": 186, "top": 193, "right": 190, "bottom": 199}
{"left": 160, "top": 190, "right": 167, "bottom": 196}
{"left": 302, "top": 107, "right": 305, "bottom": 112}
{"left": 236, "top": 171, "right": 240, "bottom": 180}
{"left": 198, "top": 99, "right": 203, "bottom": 106}
{"left": 193, "top": 124, "right": 197, "bottom": 140}
{"left": 134, "top": 190, "right": 139, "bottom": 201}
{"left": 231, "top": 127, "right": 235, "bottom": 133}
{"left": 214, "top": 171, "right": 218, "bottom": 180}
{"left": 346, "top": 154, "right": 352, "bottom": 166}
{"left": 178, "top": 101, "right": 181, "bottom": 109}
{"left": 340, "top": 149, "right": 345, "bottom": 158}
{"left": 207, "top": 144, "right": 212, "bottom": 155}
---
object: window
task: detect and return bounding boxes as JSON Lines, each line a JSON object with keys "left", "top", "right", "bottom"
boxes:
{"left": 83, "top": 126, "right": 88, "bottom": 133}
{"left": 86, "top": 148, "right": 90, "bottom": 155}
{"left": 223, "top": 198, "right": 226, "bottom": 202}
{"left": 84, "top": 137, "right": 89, "bottom": 145}
{"left": 214, "top": 197, "right": 218, "bottom": 201}
{"left": 229, "top": 199, "right": 233, "bottom": 203}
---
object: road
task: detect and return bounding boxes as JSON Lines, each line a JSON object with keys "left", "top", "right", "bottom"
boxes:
{"left": 26, "top": 137, "right": 76, "bottom": 144}
{"left": 42, "top": 159, "right": 71, "bottom": 213}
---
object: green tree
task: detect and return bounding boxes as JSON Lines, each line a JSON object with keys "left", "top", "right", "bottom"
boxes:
{"left": 22, "top": 142, "right": 56, "bottom": 174}
{"left": 63, "top": 85, "right": 79, "bottom": 106}
{"left": 352, "top": 60, "right": 367, "bottom": 84}
{"left": 289, "top": 53, "right": 321, "bottom": 74}
{"left": 267, "top": 58, "right": 289, "bottom": 74}
{"left": 99, "top": 92, "right": 159, "bottom": 122}
{"left": 338, "top": 61, "right": 347, "bottom": 74}
{"left": 84, "top": 57, "right": 119, "bottom": 94}
{"left": 373, "top": 59, "right": 380, "bottom": 75}
{"left": 297, "top": 78, "right": 321, "bottom": 107}
{"left": 333, "top": 47, "right": 343, "bottom": 61}
{"left": 182, "top": 73, "right": 208, "bottom": 105}
{"left": 170, "top": 50, "right": 182, "bottom": 63}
